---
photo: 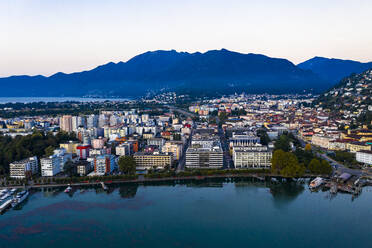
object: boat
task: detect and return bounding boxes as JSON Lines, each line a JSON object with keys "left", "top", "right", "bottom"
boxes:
{"left": 64, "top": 186, "right": 72, "bottom": 193}
{"left": 100, "top": 182, "right": 108, "bottom": 191}
{"left": 0, "top": 199, "right": 13, "bottom": 213}
{"left": 309, "top": 177, "right": 324, "bottom": 189}
{"left": 0, "top": 189, "right": 9, "bottom": 195}
{"left": 11, "top": 190, "right": 29, "bottom": 208}
{"left": 0, "top": 193, "right": 11, "bottom": 201}
{"left": 10, "top": 188, "right": 17, "bottom": 194}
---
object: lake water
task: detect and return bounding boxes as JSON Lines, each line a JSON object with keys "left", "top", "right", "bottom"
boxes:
{"left": 1, "top": 178, "right": 371, "bottom": 248}
{"left": 0, "top": 97, "right": 130, "bottom": 104}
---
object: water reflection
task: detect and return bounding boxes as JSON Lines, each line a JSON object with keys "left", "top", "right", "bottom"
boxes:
{"left": 119, "top": 184, "right": 139, "bottom": 199}
{"left": 269, "top": 182, "right": 305, "bottom": 208}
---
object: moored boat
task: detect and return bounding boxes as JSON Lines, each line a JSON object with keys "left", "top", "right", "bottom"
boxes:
{"left": 64, "top": 186, "right": 72, "bottom": 193}
{"left": 309, "top": 177, "right": 324, "bottom": 189}
{"left": 11, "top": 190, "right": 29, "bottom": 208}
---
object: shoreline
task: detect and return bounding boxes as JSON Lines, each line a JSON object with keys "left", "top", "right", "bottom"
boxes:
{"left": 0, "top": 173, "right": 326, "bottom": 190}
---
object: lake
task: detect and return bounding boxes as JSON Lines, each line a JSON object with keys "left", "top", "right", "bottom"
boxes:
{"left": 0, "top": 97, "right": 130, "bottom": 104}
{"left": 1, "top": 178, "right": 371, "bottom": 248}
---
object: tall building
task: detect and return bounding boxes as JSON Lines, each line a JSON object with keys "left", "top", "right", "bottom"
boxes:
{"left": 93, "top": 155, "right": 116, "bottom": 175}
{"left": 232, "top": 145, "right": 272, "bottom": 169}
{"left": 72, "top": 116, "right": 79, "bottom": 132}
{"left": 87, "top": 114, "right": 98, "bottom": 128}
{"left": 41, "top": 148, "right": 72, "bottom": 176}
{"left": 9, "top": 156, "right": 38, "bottom": 179}
{"left": 60, "top": 115, "right": 73, "bottom": 132}
{"left": 186, "top": 147, "right": 223, "bottom": 169}
{"left": 116, "top": 143, "right": 131, "bottom": 156}
{"left": 41, "top": 155, "right": 61, "bottom": 177}
{"left": 162, "top": 141, "right": 183, "bottom": 160}
{"left": 98, "top": 114, "right": 108, "bottom": 128}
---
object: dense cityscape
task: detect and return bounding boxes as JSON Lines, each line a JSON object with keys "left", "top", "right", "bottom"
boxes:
{"left": 1, "top": 74, "right": 372, "bottom": 213}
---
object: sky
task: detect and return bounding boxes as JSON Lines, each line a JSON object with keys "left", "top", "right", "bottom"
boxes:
{"left": 1, "top": 0, "right": 372, "bottom": 77}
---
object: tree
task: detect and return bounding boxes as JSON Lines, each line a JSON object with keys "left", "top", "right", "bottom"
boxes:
{"left": 320, "top": 160, "right": 332, "bottom": 174}
{"left": 304, "top": 144, "right": 312, "bottom": 152}
{"left": 274, "top": 135, "right": 290, "bottom": 152}
{"left": 44, "top": 146, "right": 55, "bottom": 156}
{"left": 281, "top": 162, "right": 305, "bottom": 178}
{"left": 64, "top": 160, "right": 76, "bottom": 177}
{"left": 118, "top": 156, "right": 136, "bottom": 175}
{"left": 308, "top": 158, "right": 321, "bottom": 174}
{"left": 272, "top": 150, "right": 304, "bottom": 177}
{"left": 218, "top": 112, "right": 228, "bottom": 123}
{"left": 173, "top": 133, "right": 181, "bottom": 141}
{"left": 257, "top": 129, "right": 270, "bottom": 146}
{"left": 271, "top": 149, "right": 287, "bottom": 174}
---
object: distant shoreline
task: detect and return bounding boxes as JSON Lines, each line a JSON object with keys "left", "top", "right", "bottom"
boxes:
{"left": 0, "top": 97, "right": 131, "bottom": 104}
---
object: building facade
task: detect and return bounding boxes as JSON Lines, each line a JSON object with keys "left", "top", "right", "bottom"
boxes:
{"left": 134, "top": 152, "right": 173, "bottom": 170}
{"left": 232, "top": 145, "right": 272, "bottom": 169}
{"left": 356, "top": 150, "right": 372, "bottom": 165}
{"left": 94, "top": 155, "right": 116, "bottom": 175}
{"left": 9, "top": 156, "right": 38, "bottom": 179}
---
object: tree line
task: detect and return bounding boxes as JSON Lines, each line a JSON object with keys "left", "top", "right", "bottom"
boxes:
{"left": 0, "top": 131, "right": 77, "bottom": 175}
{"left": 271, "top": 133, "right": 332, "bottom": 177}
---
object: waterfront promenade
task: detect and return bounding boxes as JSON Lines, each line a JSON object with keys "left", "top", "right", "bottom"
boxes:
{"left": 0, "top": 173, "right": 327, "bottom": 190}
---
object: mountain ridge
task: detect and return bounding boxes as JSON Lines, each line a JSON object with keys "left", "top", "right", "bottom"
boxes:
{"left": 298, "top": 56, "right": 372, "bottom": 84}
{"left": 1, "top": 49, "right": 369, "bottom": 97}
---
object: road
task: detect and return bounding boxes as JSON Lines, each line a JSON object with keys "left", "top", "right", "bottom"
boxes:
{"left": 176, "top": 128, "right": 193, "bottom": 172}
{"left": 297, "top": 136, "right": 365, "bottom": 177}
{"left": 216, "top": 117, "right": 234, "bottom": 169}
{"left": 164, "top": 105, "right": 197, "bottom": 118}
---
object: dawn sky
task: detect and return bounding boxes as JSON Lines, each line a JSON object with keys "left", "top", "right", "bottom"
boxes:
{"left": 2, "top": 0, "right": 372, "bottom": 77}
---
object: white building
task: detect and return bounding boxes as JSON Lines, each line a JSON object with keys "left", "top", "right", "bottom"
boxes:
{"left": 232, "top": 145, "right": 272, "bottom": 169}
{"left": 41, "top": 148, "right": 72, "bottom": 176}
{"left": 9, "top": 156, "right": 38, "bottom": 179}
{"left": 356, "top": 150, "right": 372, "bottom": 165}
{"left": 116, "top": 143, "right": 131, "bottom": 156}
{"left": 53, "top": 148, "right": 73, "bottom": 172}
{"left": 186, "top": 143, "right": 223, "bottom": 169}
{"left": 41, "top": 155, "right": 61, "bottom": 177}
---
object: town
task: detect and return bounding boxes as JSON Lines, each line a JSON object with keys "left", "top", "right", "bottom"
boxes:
{"left": 0, "top": 90, "right": 372, "bottom": 212}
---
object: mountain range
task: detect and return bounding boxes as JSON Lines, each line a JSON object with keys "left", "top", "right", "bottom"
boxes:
{"left": 297, "top": 56, "right": 372, "bottom": 84}
{"left": 1, "top": 49, "right": 371, "bottom": 97}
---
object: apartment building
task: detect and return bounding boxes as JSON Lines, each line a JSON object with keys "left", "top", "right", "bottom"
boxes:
{"left": 232, "top": 145, "right": 272, "bottom": 169}
{"left": 162, "top": 141, "right": 183, "bottom": 160}
{"left": 134, "top": 152, "right": 173, "bottom": 170}
{"left": 311, "top": 135, "right": 334, "bottom": 149}
{"left": 356, "top": 150, "right": 372, "bottom": 165}
{"left": 93, "top": 154, "right": 116, "bottom": 175}
{"left": 9, "top": 156, "right": 38, "bottom": 179}
{"left": 41, "top": 155, "right": 61, "bottom": 177}
{"left": 60, "top": 115, "right": 73, "bottom": 132}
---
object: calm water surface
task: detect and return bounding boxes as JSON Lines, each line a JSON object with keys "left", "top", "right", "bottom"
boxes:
{"left": 1, "top": 178, "right": 371, "bottom": 248}
{"left": 0, "top": 97, "right": 130, "bottom": 103}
